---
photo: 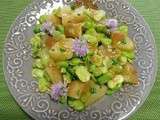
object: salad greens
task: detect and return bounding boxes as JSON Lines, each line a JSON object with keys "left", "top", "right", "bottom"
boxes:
{"left": 31, "top": 3, "right": 139, "bottom": 111}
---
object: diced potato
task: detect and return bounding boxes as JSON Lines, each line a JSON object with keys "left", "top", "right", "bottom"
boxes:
{"left": 72, "top": 15, "right": 86, "bottom": 23}
{"left": 105, "top": 48, "right": 122, "bottom": 58}
{"left": 59, "top": 6, "right": 72, "bottom": 17}
{"left": 91, "top": 54, "right": 103, "bottom": 66}
{"left": 48, "top": 15, "right": 62, "bottom": 27}
{"left": 68, "top": 81, "right": 90, "bottom": 99}
{"left": 59, "top": 38, "right": 74, "bottom": 49}
{"left": 64, "top": 49, "right": 73, "bottom": 60}
{"left": 59, "top": 39, "right": 74, "bottom": 59}
{"left": 124, "top": 63, "right": 135, "bottom": 73}
{"left": 81, "top": 81, "right": 107, "bottom": 106}
{"left": 75, "top": 0, "right": 98, "bottom": 9}
{"left": 92, "top": 10, "right": 106, "bottom": 21}
{"left": 44, "top": 36, "right": 55, "bottom": 49}
{"left": 49, "top": 40, "right": 73, "bottom": 61}
{"left": 62, "top": 12, "right": 85, "bottom": 25}
{"left": 45, "top": 65, "right": 62, "bottom": 84}
{"left": 118, "top": 37, "right": 135, "bottom": 51}
{"left": 53, "top": 31, "right": 66, "bottom": 41}
{"left": 62, "top": 14, "right": 71, "bottom": 25}
{"left": 111, "top": 31, "right": 126, "bottom": 45}
{"left": 85, "top": 85, "right": 106, "bottom": 106}
{"left": 123, "top": 63, "right": 139, "bottom": 85}
{"left": 75, "top": 66, "right": 91, "bottom": 82}
{"left": 74, "top": 6, "right": 85, "bottom": 15}
{"left": 88, "top": 44, "right": 97, "bottom": 53}
{"left": 98, "top": 45, "right": 121, "bottom": 59}
{"left": 64, "top": 23, "right": 83, "bottom": 38}
{"left": 49, "top": 48, "right": 66, "bottom": 61}
{"left": 49, "top": 48, "right": 73, "bottom": 61}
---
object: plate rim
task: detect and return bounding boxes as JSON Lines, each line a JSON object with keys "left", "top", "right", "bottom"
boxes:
{"left": 2, "top": 0, "right": 158, "bottom": 120}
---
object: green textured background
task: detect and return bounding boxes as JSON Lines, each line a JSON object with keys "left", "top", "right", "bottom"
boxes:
{"left": 0, "top": 0, "right": 159, "bottom": 120}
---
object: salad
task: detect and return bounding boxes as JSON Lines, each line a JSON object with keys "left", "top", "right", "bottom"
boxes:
{"left": 31, "top": 3, "right": 139, "bottom": 111}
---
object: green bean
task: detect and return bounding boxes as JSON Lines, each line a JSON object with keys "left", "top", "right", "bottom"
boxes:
{"left": 33, "top": 59, "right": 44, "bottom": 69}
{"left": 118, "top": 25, "right": 128, "bottom": 35}
{"left": 58, "top": 61, "right": 69, "bottom": 68}
{"left": 97, "top": 73, "right": 112, "bottom": 85}
{"left": 32, "top": 68, "right": 44, "bottom": 79}
{"left": 57, "top": 25, "right": 64, "bottom": 34}
{"left": 101, "top": 38, "right": 112, "bottom": 46}
{"left": 70, "top": 58, "right": 81, "bottom": 65}
{"left": 108, "top": 75, "right": 124, "bottom": 89}
{"left": 68, "top": 100, "right": 85, "bottom": 111}
{"left": 34, "top": 24, "right": 41, "bottom": 33}
{"left": 38, "top": 78, "right": 50, "bottom": 92}
{"left": 39, "top": 15, "right": 48, "bottom": 24}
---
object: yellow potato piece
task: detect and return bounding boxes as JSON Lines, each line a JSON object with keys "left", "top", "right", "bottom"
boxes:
{"left": 62, "top": 14, "right": 85, "bottom": 25}
{"left": 64, "top": 23, "right": 83, "bottom": 38}
{"left": 46, "top": 65, "right": 62, "bottom": 84}
{"left": 68, "top": 81, "right": 90, "bottom": 99}
{"left": 49, "top": 39, "right": 73, "bottom": 61}
{"left": 118, "top": 37, "right": 135, "bottom": 51}
{"left": 48, "top": 15, "right": 62, "bottom": 27}
{"left": 81, "top": 81, "right": 107, "bottom": 106}
{"left": 123, "top": 63, "right": 139, "bottom": 85}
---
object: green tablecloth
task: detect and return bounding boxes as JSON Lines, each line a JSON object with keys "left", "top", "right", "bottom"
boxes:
{"left": 0, "top": 0, "right": 159, "bottom": 120}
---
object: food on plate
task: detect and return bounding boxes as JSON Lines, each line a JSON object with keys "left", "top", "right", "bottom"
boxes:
{"left": 31, "top": 3, "right": 139, "bottom": 111}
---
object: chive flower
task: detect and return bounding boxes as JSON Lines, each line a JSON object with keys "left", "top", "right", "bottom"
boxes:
{"left": 72, "top": 38, "right": 88, "bottom": 57}
{"left": 106, "top": 19, "right": 118, "bottom": 31}
{"left": 51, "top": 82, "right": 67, "bottom": 101}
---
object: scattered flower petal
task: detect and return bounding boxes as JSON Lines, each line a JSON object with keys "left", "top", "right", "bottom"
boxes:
{"left": 41, "top": 21, "right": 55, "bottom": 35}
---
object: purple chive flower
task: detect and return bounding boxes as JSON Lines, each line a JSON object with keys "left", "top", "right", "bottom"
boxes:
{"left": 51, "top": 82, "right": 67, "bottom": 101}
{"left": 106, "top": 19, "right": 118, "bottom": 31}
{"left": 72, "top": 38, "right": 88, "bottom": 57}
{"left": 41, "top": 21, "right": 55, "bottom": 35}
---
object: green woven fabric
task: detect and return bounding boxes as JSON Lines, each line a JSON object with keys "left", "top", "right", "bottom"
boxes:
{"left": 0, "top": 0, "right": 159, "bottom": 120}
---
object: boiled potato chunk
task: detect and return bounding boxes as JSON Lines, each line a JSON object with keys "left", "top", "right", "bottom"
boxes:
{"left": 64, "top": 23, "right": 83, "bottom": 38}
{"left": 70, "top": 15, "right": 86, "bottom": 23}
{"left": 49, "top": 40, "right": 73, "bottom": 61}
{"left": 123, "top": 63, "right": 139, "bottom": 85}
{"left": 111, "top": 31, "right": 126, "bottom": 44}
{"left": 68, "top": 80, "right": 90, "bottom": 99}
{"left": 75, "top": 0, "right": 97, "bottom": 9}
{"left": 81, "top": 81, "right": 107, "bottom": 106}
{"left": 48, "top": 15, "right": 62, "bottom": 27}
{"left": 46, "top": 65, "right": 62, "bottom": 84}
{"left": 62, "top": 14, "right": 85, "bottom": 25}
{"left": 118, "top": 37, "right": 135, "bottom": 51}
{"left": 44, "top": 36, "right": 56, "bottom": 49}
